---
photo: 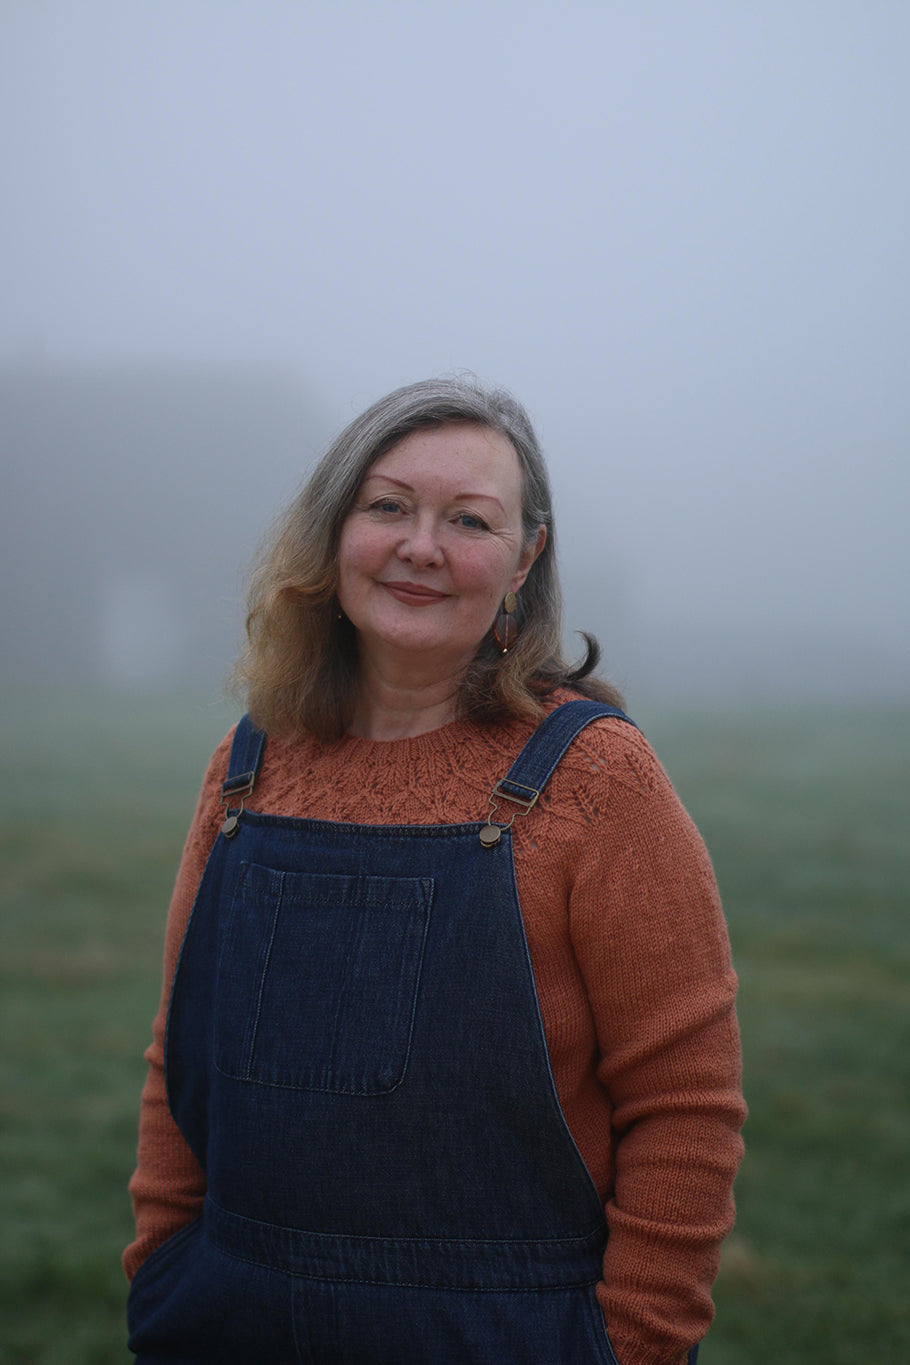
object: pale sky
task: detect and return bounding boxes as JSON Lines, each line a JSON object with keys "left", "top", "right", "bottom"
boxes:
{"left": 2, "top": 1, "right": 908, "bottom": 701}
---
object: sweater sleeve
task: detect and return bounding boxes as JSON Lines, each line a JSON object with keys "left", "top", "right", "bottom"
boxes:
{"left": 122, "top": 732, "right": 233, "bottom": 1281}
{"left": 568, "top": 726, "right": 746, "bottom": 1365}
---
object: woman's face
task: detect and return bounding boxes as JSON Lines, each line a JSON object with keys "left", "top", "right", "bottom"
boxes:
{"left": 337, "top": 423, "right": 544, "bottom": 680}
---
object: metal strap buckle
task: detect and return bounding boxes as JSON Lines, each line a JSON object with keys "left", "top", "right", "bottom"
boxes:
{"left": 479, "top": 779, "right": 541, "bottom": 847}
{"left": 220, "top": 775, "right": 255, "bottom": 839}
{"left": 491, "top": 779, "right": 540, "bottom": 813}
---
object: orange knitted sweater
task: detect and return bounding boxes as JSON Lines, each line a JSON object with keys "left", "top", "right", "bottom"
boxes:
{"left": 125, "top": 694, "right": 745, "bottom": 1365}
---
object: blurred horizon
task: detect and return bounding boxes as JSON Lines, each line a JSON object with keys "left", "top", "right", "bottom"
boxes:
{"left": 4, "top": 358, "right": 907, "bottom": 708}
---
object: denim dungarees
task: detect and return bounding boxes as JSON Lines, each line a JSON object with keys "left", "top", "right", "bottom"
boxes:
{"left": 128, "top": 700, "right": 698, "bottom": 1364}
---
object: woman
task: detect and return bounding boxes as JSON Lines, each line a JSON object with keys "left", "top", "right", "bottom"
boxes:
{"left": 125, "top": 377, "right": 745, "bottom": 1365}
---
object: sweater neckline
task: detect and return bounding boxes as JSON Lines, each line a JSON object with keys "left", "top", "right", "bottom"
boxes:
{"left": 334, "top": 713, "right": 480, "bottom": 759}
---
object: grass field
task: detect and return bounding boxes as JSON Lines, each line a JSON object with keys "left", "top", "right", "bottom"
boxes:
{"left": 1, "top": 688, "right": 908, "bottom": 1363}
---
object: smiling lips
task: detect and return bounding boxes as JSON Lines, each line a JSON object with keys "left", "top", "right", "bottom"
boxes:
{"left": 381, "top": 581, "right": 450, "bottom": 605}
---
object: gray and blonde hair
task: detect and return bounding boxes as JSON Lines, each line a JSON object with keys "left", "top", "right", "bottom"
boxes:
{"left": 234, "top": 376, "right": 621, "bottom": 738}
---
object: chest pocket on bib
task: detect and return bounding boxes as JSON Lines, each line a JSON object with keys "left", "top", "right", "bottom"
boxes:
{"left": 214, "top": 862, "right": 434, "bottom": 1095}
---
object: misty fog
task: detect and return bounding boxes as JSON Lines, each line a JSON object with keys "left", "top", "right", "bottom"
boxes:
{"left": 2, "top": 2, "right": 907, "bottom": 707}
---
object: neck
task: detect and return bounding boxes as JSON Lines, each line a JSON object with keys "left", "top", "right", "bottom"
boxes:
{"left": 348, "top": 652, "right": 468, "bottom": 741}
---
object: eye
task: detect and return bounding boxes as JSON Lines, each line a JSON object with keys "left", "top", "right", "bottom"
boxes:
{"left": 370, "top": 498, "right": 405, "bottom": 515}
{"left": 454, "top": 511, "right": 490, "bottom": 531}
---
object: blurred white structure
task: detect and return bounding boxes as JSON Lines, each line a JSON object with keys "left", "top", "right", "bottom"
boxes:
{"left": 99, "top": 574, "right": 182, "bottom": 688}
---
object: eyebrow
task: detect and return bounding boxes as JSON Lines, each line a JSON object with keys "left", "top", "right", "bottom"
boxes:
{"left": 360, "top": 473, "right": 506, "bottom": 515}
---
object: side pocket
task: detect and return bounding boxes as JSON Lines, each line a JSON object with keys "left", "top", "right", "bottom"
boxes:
{"left": 214, "top": 864, "right": 434, "bottom": 1094}
{"left": 584, "top": 1288, "right": 621, "bottom": 1365}
{"left": 592, "top": 1309, "right": 700, "bottom": 1365}
{"left": 127, "top": 1218, "right": 201, "bottom": 1336}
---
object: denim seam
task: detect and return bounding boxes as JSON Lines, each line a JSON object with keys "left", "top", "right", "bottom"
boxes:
{"left": 212, "top": 1240, "right": 602, "bottom": 1293}
{"left": 240, "top": 867, "right": 285, "bottom": 1080}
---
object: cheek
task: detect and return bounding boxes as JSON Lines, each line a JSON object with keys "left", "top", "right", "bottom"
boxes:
{"left": 336, "top": 534, "right": 371, "bottom": 614}
{"left": 453, "top": 546, "right": 519, "bottom": 605}
{"left": 339, "top": 524, "right": 384, "bottom": 581}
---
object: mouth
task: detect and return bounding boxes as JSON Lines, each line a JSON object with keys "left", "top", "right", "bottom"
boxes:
{"left": 381, "top": 581, "right": 449, "bottom": 605}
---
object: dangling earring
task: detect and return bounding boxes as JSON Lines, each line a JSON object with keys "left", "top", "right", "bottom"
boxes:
{"left": 493, "top": 591, "right": 518, "bottom": 653}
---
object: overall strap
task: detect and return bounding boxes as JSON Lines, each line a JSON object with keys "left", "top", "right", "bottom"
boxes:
{"left": 481, "top": 701, "right": 637, "bottom": 846}
{"left": 220, "top": 714, "right": 268, "bottom": 837}
{"left": 502, "top": 699, "right": 637, "bottom": 799}
{"left": 223, "top": 713, "right": 268, "bottom": 790}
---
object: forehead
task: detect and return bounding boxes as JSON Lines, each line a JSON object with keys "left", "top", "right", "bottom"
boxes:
{"left": 364, "top": 423, "right": 523, "bottom": 503}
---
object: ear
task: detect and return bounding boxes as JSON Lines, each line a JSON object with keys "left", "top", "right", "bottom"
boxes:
{"left": 509, "top": 523, "right": 547, "bottom": 593}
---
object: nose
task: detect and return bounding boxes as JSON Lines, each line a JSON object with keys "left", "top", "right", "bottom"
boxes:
{"left": 396, "top": 515, "right": 444, "bottom": 568}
